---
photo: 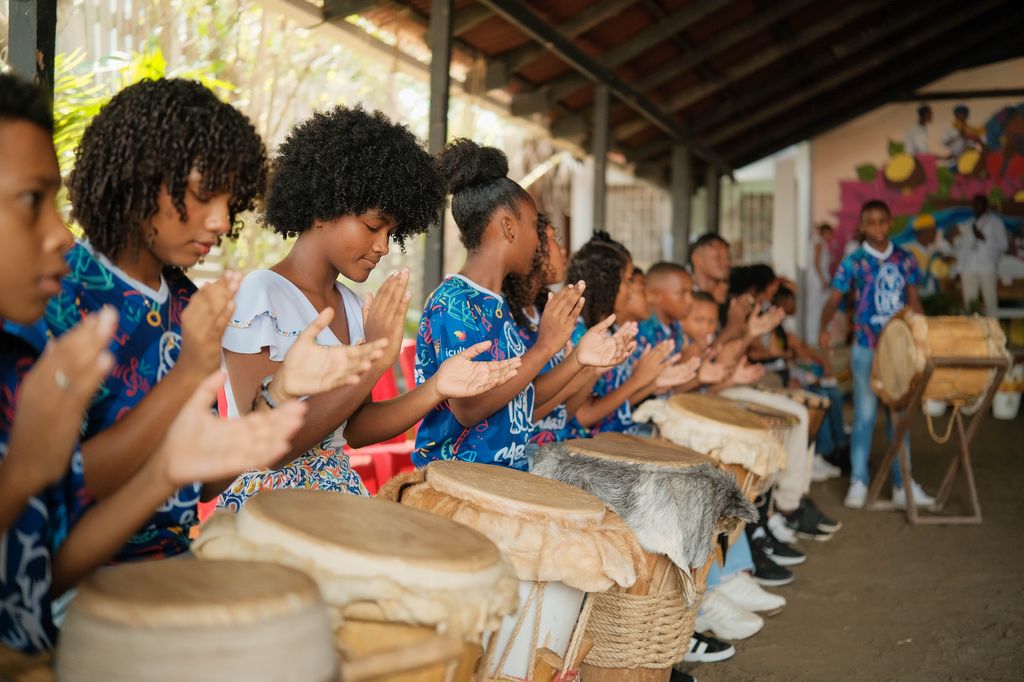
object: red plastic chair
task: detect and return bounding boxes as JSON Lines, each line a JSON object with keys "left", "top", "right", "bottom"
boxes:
{"left": 196, "top": 388, "right": 231, "bottom": 524}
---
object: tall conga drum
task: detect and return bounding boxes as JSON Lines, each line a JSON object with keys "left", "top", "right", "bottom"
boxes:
{"left": 193, "top": 490, "right": 518, "bottom": 682}
{"left": 56, "top": 560, "right": 337, "bottom": 682}
{"left": 634, "top": 393, "right": 788, "bottom": 500}
{"left": 759, "top": 386, "right": 831, "bottom": 441}
{"left": 380, "top": 460, "right": 644, "bottom": 681}
{"left": 533, "top": 437, "right": 754, "bottom": 682}
{"left": 872, "top": 310, "right": 1010, "bottom": 408}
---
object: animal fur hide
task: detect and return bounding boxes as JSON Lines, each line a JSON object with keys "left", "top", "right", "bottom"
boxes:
{"left": 533, "top": 444, "right": 757, "bottom": 574}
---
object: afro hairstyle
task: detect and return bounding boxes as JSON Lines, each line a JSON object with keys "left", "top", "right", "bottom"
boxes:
{"left": 437, "top": 138, "right": 532, "bottom": 250}
{"left": 0, "top": 73, "right": 53, "bottom": 133}
{"left": 69, "top": 78, "right": 266, "bottom": 260}
{"left": 264, "top": 105, "right": 446, "bottom": 249}
{"left": 567, "top": 231, "right": 632, "bottom": 327}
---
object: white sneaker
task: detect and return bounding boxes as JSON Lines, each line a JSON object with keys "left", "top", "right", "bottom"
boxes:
{"left": 811, "top": 454, "right": 842, "bottom": 482}
{"left": 767, "top": 513, "right": 797, "bottom": 544}
{"left": 716, "top": 573, "right": 786, "bottom": 613}
{"left": 694, "top": 589, "right": 764, "bottom": 641}
{"left": 892, "top": 481, "right": 936, "bottom": 509}
{"left": 844, "top": 480, "right": 868, "bottom": 509}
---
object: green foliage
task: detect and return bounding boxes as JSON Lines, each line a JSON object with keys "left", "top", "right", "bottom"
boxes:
{"left": 887, "top": 140, "right": 905, "bottom": 157}
{"left": 855, "top": 164, "right": 877, "bottom": 182}
{"left": 935, "top": 167, "right": 955, "bottom": 199}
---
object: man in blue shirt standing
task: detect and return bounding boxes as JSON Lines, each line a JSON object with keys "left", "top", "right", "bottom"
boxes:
{"left": 819, "top": 200, "right": 932, "bottom": 510}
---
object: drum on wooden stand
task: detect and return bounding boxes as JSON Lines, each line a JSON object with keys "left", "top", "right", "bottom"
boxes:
{"left": 379, "top": 460, "right": 644, "bottom": 682}
{"left": 872, "top": 311, "right": 1010, "bottom": 409}
{"left": 193, "top": 490, "right": 518, "bottom": 682}
{"left": 56, "top": 560, "right": 338, "bottom": 682}
{"left": 534, "top": 436, "right": 754, "bottom": 682}
{"left": 634, "top": 393, "right": 788, "bottom": 502}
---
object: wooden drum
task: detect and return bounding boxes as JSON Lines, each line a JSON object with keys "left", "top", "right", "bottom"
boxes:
{"left": 56, "top": 560, "right": 337, "bottom": 682}
{"left": 872, "top": 310, "right": 1010, "bottom": 408}
{"left": 540, "top": 437, "right": 751, "bottom": 682}
{"left": 193, "top": 490, "right": 518, "bottom": 682}
{"left": 634, "top": 393, "right": 788, "bottom": 500}
{"left": 382, "top": 460, "right": 644, "bottom": 681}
{"left": 760, "top": 386, "right": 831, "bottom": 441}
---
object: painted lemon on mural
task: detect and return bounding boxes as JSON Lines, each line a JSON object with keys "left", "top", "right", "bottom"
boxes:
{"left": 957, "top": 148, "right": 983, "bottom": 176}
{"left": 883, "top": 153, "right": 924, "bottom": 191}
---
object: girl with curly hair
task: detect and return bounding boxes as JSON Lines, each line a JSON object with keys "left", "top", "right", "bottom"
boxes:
{"left": 414, "top": 140, "right": 630, "bottom": 469}
{"left": 567, "top": 233, "right": 697, "bottom": 435}
{"left": 219, "top": 107, "right": 521, "bottom": 506}
{"left": 0, "top": 74, "right": 309, "bottom": 653}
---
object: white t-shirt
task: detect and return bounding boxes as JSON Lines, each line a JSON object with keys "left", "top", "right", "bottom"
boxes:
{"left": 905, "top": 123, "right": 929, "bottom": 156}
{"left": 953, "top": 212, "right": 1009, "bottom": 274}
{"left": 221, "top": 269, "right": 365, "bottom": 447}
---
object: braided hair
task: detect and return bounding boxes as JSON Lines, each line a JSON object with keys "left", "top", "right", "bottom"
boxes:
{"left": 503, "top": 212, "right": 552, "bottom": 330}
{"left": 265, "top": 105, "right": 446, "bottom": 248}
{"left": 566, "top": 231, "right": 631, "bottom": 327}
{"left": 68, "top": 78, "right": 266, "bottom": 260}
{"left": 437, "top": 138, "right": 531, "bottom": 250}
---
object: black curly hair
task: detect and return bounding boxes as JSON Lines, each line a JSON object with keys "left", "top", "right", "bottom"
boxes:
{"left": 566, "top": 231, "right": 632, "bottom": 327}
{"left": 265, "top": 105, "right": 445, "bottom": 249}
{"left": 68, "top": 78, "right": 265, "bottom": 261}
{"left": 0, "top": 73, "right": 53, "bottom": 133}
{"left": 437, "top": 138, "right": 532, "bottom": 250}
{"left": 503, "top": 212, "right": 552, "bottom": 330}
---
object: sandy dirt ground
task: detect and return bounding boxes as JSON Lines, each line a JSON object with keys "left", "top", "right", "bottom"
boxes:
{"left": 678, "top": 410, "right": 1024, "bottom": 682}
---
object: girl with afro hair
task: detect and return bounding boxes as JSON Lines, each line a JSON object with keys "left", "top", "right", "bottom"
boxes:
{"left": 502, "top": 215, "right": 637, "bottom": 447}
{"left": 414, "top": 139, "right": 628, "bottom": 470}
{"left": 0, "top": 74, "right": 308, "bottom": 653}
{"left": 565, "top": 233, "right": 698, "bottom": 435}
{"left": 219, "top": 107, "right": 521, "bottom": 506}
{"left": 34, "top": 78, "right": 362, "bottom": 564}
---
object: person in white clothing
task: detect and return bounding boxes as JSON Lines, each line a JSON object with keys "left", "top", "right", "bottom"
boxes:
{"left": 905, "top": 105, "right": 932, "bottom": 156}
{"left": 806, "top": 223, "right": 833, "bottom": 344}
{"left": 949, "top": 195, "right": 1008, "bottom": 315}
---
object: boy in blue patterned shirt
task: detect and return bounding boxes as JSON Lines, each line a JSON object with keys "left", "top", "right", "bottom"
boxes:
{"left": 820, "top": 200, "right": 929, "bottom": 509}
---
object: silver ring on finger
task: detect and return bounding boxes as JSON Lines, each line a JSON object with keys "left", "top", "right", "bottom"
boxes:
{"left": 55, "top": 369, "right": 72, "bottom": 391}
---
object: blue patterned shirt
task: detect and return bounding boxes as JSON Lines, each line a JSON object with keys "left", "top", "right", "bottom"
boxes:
{"left": 831, "top": 244, "right": 920, "bottom": 349}
{"left": 637, "top": 314, "right": 687, "bottom": 355}
{"left": 572, "top": 321, "right": 642, "bottom": 435}
{"left": 39, "top": 242, "right": 200, "bottom": 562}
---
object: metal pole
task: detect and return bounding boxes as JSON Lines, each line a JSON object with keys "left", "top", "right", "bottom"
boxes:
{"left": 671, "top": 143, "right": 693, "bottom": 263}
{"left": 8, "top": 0, "right": 58, "bottom": 99}
{"left": 704, "top": 165, "right": 720, "bottom": 234}
{"left": 423, "top": 0, "right": 453, "bottom": 294}
{"left": 591, "top": 84, "right": 610, "bottom": 233}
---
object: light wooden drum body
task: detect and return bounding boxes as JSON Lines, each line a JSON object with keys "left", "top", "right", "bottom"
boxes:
{"left": 634, "top": 394, "right": 788, "bottom": 499}
{"left": 760, "top": 387, "right": 830, "bottom": 440}
{"left": 545, "top": 437, "right": 746, "bottom": 682}
{"left": 193, "top": 490, "right": 518, "bottom": 682}
{"left": 872, "top": 311, "right": 1010, "bottom": 408}
{"left": 56, "top": 560, "right": 337, "bottom": 682}
{"left": 385, "top": 461, "right": 644, "bottom": 681}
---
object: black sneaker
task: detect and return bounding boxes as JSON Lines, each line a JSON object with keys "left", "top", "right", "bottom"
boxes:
{"left": 670, "top": 670, "right": 697, "bottom": 682}
{"left": 801, "top": 497, "right": 842, "bottom": 533}
{"left": 752, "top": 533, "right": 806, "bottom": 567}
{"left": 750, "top": 536, "right": 795, "bottom": 586}
{"left": 783, "top": 505, "right": 834, "bottom": 542}
{"left": 682, "top": 631, "right": 735, "bottom": 663}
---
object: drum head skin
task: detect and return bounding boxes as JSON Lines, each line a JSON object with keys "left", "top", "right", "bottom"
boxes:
{"left": 564, "top": 435, "right": 714, "bottom": 469}
{"left": 667, "top": 393, "right": 769, "bottom": 433}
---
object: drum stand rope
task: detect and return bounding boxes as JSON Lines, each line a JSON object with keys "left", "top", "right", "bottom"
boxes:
{"left": 866, "top": 355, "right": 1011, "bottom": 525}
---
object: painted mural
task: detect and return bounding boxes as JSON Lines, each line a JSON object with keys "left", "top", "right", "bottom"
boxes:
{"left": 830, "top": 101, "right": 1024, "bottom": 266}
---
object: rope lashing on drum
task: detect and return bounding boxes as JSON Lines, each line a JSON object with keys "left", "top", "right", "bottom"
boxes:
{"left": 582, "top": 567, "right": 695, "bottom": 669}
{"left": 489, "top": 581, "right": 546, "bottom": 679}
{"left": 560, "top": 593, "right": 594, "bottom": 674}
{"left": 925, "top": 402, "right": 962, "bottom": 445}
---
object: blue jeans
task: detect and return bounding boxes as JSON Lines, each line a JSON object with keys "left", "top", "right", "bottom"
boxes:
{"left": 705, "top": 532, "right": 754, "bottom": 590}
{"left": 809, "top": 384, "right": 847, "bottom": 456}
{"left": 850, "top": 344, "right": 909, "bottom": 486}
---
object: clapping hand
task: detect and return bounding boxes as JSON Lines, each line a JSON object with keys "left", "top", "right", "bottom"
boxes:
{"left": 575, "top": 315, "right": 638, "bottom": 368}
{"left": 655, "top": 356, "right": 701, "bottom": 391}
{"left": 362, "top": 270, "right": 411, "bottom": 366}
{"left": 730, "top": 357, "right": 766, "bottom": 386}
{"left": 434, "top": 341, "right": 522, "bottom": 399}
{"left": 179, "top": 272, "right": 242, "bottom": 377}
{"left": 536, "top": 282, "right": 586, "bottom": 357}
{"left": 155, "top": 371, "right": 306, "bottom": 485}
{"left": 747, "top": 306, "right": 786, "bottom": 338}
{"left": 631, "top": 340, "right": 674, "bottom": 387}
{"left": 6, "top": 306, "right": 118, "bottom": 490}
{"left": 273, "top": 308, "right": 389, "bottom": 402}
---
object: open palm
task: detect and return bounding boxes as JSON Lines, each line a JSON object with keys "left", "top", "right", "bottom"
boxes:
{"left": 278, "top": 308, "right": 388, "bottom": 399}
{"left": 731, "top": 358, "right": 766, "bottom": 386}
{"left": 157, "top": 372, "right": 307, "bottom": 485}
{"left": 435, "top": 341, "right": 522, "bottom": 399}
{"left": 656, "top": 356, "right": 701, "bottom": 389}
{"left": 576, "top": 316, "right": 638, "bottom": 368}
{"left": 747, "top": 306, "right": 786, "bottom": 338}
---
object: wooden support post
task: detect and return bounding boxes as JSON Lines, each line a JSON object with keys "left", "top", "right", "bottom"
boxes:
{"left": 423, "top": 0, "right": 453, "bottom": 294}
{"left": 670, "top": 144, "right": 693, "bottom": 263}
{"left": 592, "top": 84, "right": 610, "bottom": 234}
{"left": 8, "top": 0, "right": 58, "bottom": 98}
{"left": 704, "top": 166, "right": 720, "bottom": 234}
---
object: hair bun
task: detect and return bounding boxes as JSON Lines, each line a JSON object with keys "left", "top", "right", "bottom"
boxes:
{"left": 438, "top": 138, "right": 509, "bottom": 194}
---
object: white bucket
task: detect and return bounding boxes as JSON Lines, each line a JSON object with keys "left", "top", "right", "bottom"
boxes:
{"left": 993, "top": 363, "right": 1024, "bottom": 421}
{"left": 484, "top": 580, "right": 585, "bottom": 679}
